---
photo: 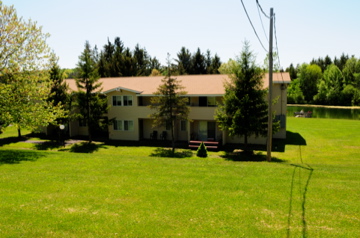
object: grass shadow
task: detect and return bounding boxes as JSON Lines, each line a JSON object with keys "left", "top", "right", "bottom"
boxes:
{"left": 221, "top": 150, "right": 286, "bottom": 162}
{"left": 34, "top": 141, "right": 64, "bottom": 150}
{"left": 286, "top": 131, "right": 307, "bottom": 146}
{"left": 287, "top": 163, "right": 314, "bottom": 238}
{"left": 69, "top": 142, "right": 106, "bottom": 153}
{"left": 0, "top": 150, "right": 44, "bottom": 165}
{"left": 150, "top": 147, "right": 193, "bottom": 158}
{"left": 0, "top": 136, "right": 27, "bottom": 146}
{"left": 263, "top": 131, "right": 307, "bottom": 153}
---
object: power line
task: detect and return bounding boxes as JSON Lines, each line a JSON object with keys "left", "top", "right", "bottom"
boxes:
{"left": 240, "top": 0, "right": 268, "bottom": 52}
{"left": 256, "top": 0, "right": 270, "bottom": 19}
{"left": 274, "top": 14, "right": 285, "bottom": 82}
{"left": 256, "top": 1, "right": 268, "bottom": 42}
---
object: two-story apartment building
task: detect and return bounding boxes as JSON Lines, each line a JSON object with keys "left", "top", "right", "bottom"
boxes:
{"left": 64, "top": 73, "right": 290, "bottom": 145}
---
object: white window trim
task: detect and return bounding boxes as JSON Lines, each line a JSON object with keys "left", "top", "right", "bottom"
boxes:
{"left": 112, "top": 95, "right": 133, "bottom": 106}
{"left": 113, "top": 120, "right": 134, "bottom": 131}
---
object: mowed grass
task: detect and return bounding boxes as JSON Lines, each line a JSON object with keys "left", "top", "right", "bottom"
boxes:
{"left": 0, "top": 118, "right": 359, "bottom": 237}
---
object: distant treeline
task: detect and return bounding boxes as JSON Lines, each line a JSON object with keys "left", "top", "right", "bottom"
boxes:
{"left": 65, "top": 37, "right": 222, "bottom": 78}
{"left": 285, "top": 54, "right": 360, "bottom": 106}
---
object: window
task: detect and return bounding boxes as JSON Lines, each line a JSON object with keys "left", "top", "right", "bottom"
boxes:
{"left": 124, "top": 120, "right": 134, "bottom": 131}
{"left": 199, "top": 96, "right": 207, "bottom": 106}
{"left": 180, "top": 120, "right": 187, "bottom": 131}
{"left": 112, "top": 96, "right": 122, "bottom": 106}
{"left": 207, "top": 97, "right": 216, "bottom": 107}
{"left": 123, "top": 96, "right": 133, "bottom": 106}
{"left": 113, "top": 120, "right": 123, "bottom": 131}
{"left": 113, "top": 120, "right": 134, "bottom": 131}
{"left": 112, "top": 95, "right": 133, "bottom": 106}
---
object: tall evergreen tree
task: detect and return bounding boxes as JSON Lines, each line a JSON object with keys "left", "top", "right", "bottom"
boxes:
{"left": 149, "top": 57, "right": 161, "bottom": 71}
{"left": 205, "top": 50, "right": 212, "bottom": 74}
{"left": 122, "top": 47, "right": 136, "bottom": 76}
{"left": 210, "top": 54, "right": 222, "bottom": 74}
{"left": 133, "top": 44, "right": 150, "bottom": 76}
{"left": 176, "top": 47, "right": 192, "bottom": 75}
{"left": 112, "top": 37, "right": 125, "bottom": 76}
{"left": 48, "top": 60, "right": 69, "bottom": 124}
{"left": 286, "top": 63, "right": 298, "bottom": 80}
{"left": 75, "top": 41, "right": 108, "bottom": 143}
{"left": 149, "top": 55, "right": 189, "bottom": 154}
{"left": 215, "top": 42, "right": 277, "bottom": 151}
{"left": 334, "top": 53, "right": 349, "bottom": 71}
{"left": 192, "top": 48, "right": 206, "bottom": 74}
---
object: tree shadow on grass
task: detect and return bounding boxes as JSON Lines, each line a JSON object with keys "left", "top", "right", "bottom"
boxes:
{"left": 68, "top": 142, "right": 106, "bottom": 153}
{"left": 34, "top": 141, "right": 64, "bottom": 150}
{"left": 150, "top": 148, "right": 193, "bottom": 158}
{"left": 0, "top": 150, "right": 44, "bottom": 165}
{"left": 0, "top": 136, "right": 27, "bottom": 146}
{"left": 221, "top": 150, "right": 286, "bottom": 162}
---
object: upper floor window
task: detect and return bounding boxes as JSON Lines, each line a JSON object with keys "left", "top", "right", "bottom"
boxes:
{"left": 123, "top": 96, "right": 133, "bottom": 106}
{"left": 207, "top": 97, "right": 216, "bottom": 107}
{"left": 199, "top": 96, "right": 217, "bottom": 107}
{"left": 113, "top": 96, "right": 122, "bottom": 106}
{"left": 112, "top": 95, "right": 133, "bottom": 106}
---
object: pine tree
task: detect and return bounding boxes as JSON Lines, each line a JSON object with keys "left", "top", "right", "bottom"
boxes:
{"left": 192, "top": 48, "right": 206, "bottom": 74}
{"left": 48, "top": 60, "right": 69, "bottom": 124}
{"left": 75, "top": 41, "right": 109, "bottom": 143}
{"left": 215, "top": 42, "right": 277, "bottom": 151}
{"left": 196, "top": 142, "right": 208, "bottom": 158}
{"left": 176, "top": 47, "right": 192, "bottom": 75}
{"left": 150, "top": 55, "right": 189, "bottom": 154}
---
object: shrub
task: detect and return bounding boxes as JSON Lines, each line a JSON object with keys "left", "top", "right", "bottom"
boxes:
{"left": 196, "top": 142, "right": 208, "bottom": 158}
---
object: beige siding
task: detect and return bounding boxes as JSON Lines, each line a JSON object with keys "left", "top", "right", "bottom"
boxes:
{"left": 272, "top": 83, "right": 287, "bottom": 139}
{"left": 189, "top": 107, "right": 216, "bottom": 120}
{"left": 107, "top": 90, "right": 140, "bottom": 141}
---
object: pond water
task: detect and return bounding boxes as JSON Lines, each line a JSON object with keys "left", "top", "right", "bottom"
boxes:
{"left": 287, "top": 105, "right": 360, "bottom": 120}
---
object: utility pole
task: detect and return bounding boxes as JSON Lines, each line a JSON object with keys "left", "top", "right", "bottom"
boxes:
{"left": 266, "top": 8, "right": 274, "bottom": 162}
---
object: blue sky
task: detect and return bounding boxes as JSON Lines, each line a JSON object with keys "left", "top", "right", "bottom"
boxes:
{"left": 3, "top": 0, "right": 360, "bottom": 69}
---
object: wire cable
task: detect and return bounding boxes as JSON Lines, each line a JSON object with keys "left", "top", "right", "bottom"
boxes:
{"left": 240, "top": 0, "right": 268, "bottom": 52}
{"left": 256, "top": 0, "right": 270, "bottom": 19}
{"left": 274, "top": 14, "right": 285, "bottom": 82}
{"left": 256, "top": 1, "right": 268, "bottom": 42}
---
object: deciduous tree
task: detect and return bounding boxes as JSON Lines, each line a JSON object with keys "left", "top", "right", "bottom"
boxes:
{"left": 0, "top": 1, "right": 65, "bottom": 136}
{"left": 298, "top": 64, "right": 322, "bottom": 103}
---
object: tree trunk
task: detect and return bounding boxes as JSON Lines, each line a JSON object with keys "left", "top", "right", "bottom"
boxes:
{"left": 17, "top": 127, "right": 22, "bottom": 138}
{"left": 171, "top": 121, "right": 175, "bottom": 155}
{"left": 87, "top": 95, "right": 92, "bottom": 144}
{"left": 244, "top": 134, "right": 248, "bottom": 150}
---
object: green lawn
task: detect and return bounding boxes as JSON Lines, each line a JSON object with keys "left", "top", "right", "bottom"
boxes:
{"left": 0, "top": 118, "right": 359, "bottom": 237}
